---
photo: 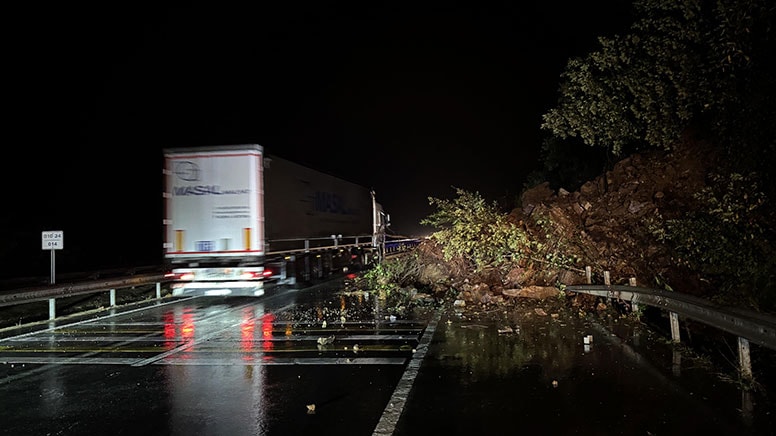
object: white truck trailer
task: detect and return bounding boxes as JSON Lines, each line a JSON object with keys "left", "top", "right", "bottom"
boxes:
{"left": 163, "top": 144, "right": 388, "bottom": 296}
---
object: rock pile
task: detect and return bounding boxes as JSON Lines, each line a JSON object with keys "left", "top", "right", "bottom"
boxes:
{"left": 416, "top": 137, "right": 718, "bottom": 307}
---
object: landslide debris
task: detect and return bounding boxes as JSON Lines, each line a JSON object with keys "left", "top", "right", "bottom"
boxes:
{"left": 414, "top": 136, "right": 725, "bottom": 310}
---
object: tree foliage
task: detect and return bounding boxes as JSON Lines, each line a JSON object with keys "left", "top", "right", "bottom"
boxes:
{"left": 354, "top": 253, "right": 428, "bottom": 315}
{"left": 541, "top": 0, "right": 702, "bottom": 155}
{"left": 420, "top": 188, "right": 529, "bottom": 271}
{"left": 647, "top": 172, "right": 775, "bottom": 310}
{"left": 699, "top": 0, "right": 776, "bottom": 182}
{"left": 541, "top": 0, "right": 775, "bottom": 165}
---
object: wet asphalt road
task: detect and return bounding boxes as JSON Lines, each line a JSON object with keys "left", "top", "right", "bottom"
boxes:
{"left": 392, "top": 304, "right": 776, "bottom": 435}
{"left": 0, "top": 280, "right": 774, "bottom": 435}
{"left": 0, "top": 280, "right": 431, "bottom": 435}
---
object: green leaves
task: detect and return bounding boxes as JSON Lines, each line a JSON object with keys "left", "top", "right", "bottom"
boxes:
{"left": 647, "top": 172, "right": 774, "bottom": 310}
{"left": 540, "top": 0, "right": 775, "bottom": 171}
{"left": 421, "top": 188, "right": 529, "bottom": 271}
{"left": 542, "top": 0, "right": 705, "bottom": 155}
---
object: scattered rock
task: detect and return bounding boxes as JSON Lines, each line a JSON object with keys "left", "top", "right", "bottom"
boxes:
{"left": 518, "top": 286, "right": 560, "bottom": 299}
{"left": 317, "top": 335, "right": 335, "bottom": 346}
{"left": 501, "top": 288, "right": 521, "bottom": 298}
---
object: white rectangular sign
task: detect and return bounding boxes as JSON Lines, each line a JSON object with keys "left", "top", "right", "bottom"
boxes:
{"left": 42, "top": 230, "right": 64, "bottom": 250}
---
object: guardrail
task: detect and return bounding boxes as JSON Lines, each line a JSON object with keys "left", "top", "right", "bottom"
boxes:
{"left": 0, "top": 265, "right": 164, "bottom": 292}
{"left": 263, "top": 236, "right": 420, "bottom": 270}
{"left": 3, "top": 257, "right": 771, "bottom": 382}
{"left": 0, "top": 273, "right": 168, "bottom": 322}
{"left": 566, "top": 267, "right": 776, "bottom": 380}
{"left": 265, "top": 235, "right": 420, "bottom": 257}
{"left": 265, "top": 235, "right": 379, "bottom": 258}
{"left": 0, "top": 239, "right": 421, "bottom": 325}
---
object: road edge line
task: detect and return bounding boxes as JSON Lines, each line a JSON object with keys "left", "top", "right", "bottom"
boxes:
{"left": 372, "top": 307, "right": 443, "bottom": 435}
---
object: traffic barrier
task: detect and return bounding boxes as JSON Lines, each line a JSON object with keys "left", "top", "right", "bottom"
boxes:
{"left": 567, "top": 266, "right": 776, "bottom": 380}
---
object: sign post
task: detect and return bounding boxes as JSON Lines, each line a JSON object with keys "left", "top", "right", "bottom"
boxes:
{"left": 42, "top": 231, "right": 63, "bottom": 284}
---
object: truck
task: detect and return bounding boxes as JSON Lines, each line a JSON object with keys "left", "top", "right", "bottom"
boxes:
{"left": 162, "top": 144, "right": 389, "bottom": 297}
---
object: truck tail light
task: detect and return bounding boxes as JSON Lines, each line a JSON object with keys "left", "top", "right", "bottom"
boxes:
{"left": 238, "top": 269, "right": 272, "bottom": 280}
{"left": 165, "top": 272, "right": 194, "bottom": 281}
{"left": 178, "top": 272, "right": 195, "bottom": 281}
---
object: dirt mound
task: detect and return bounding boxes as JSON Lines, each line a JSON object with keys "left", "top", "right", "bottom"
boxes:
{"left": 517, "top": 136, "right": 717, "bottom": 293}
{"left": 417, "top": 135, "right": 720, "bottom": 307}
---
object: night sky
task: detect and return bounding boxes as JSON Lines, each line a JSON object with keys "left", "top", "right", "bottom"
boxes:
{"left": 3, "top": 2, "right": 632, "bottom": 276}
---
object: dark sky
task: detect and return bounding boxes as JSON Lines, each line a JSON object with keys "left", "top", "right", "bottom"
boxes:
{"left": 3, "top": 2, "right": 632, "bottom": 275}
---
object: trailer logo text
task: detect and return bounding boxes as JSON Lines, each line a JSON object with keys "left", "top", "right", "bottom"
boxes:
{"left": 314, "top": 191, "right": 357, "bottom": 215}
{"left": 173, "top": 185, "right": 250, "bottom": 196}
{"left": 174, "top": 161, "right": 201, "bottom": 181}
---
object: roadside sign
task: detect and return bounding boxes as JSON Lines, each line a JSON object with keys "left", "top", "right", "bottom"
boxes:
{"left": 42, "top": 230, "right": 64, "bottom": 250}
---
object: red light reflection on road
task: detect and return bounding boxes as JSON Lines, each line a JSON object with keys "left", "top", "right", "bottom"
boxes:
{"left": 261, "top": 313, "right": 275, "bottom": 351}
{"left": 163, "top": 312, "right": 176, "bottom": 349}
{"left": 162, "top": 310, "right": 195, "bottom": 350}
{"left": 241, "top": 309, "right": 256, "bottom": 352}
{"left": 181, "top": 313, "right": 195, "bottom": 342}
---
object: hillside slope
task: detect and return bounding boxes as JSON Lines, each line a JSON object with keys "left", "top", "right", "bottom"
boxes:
{"left": 414, "top": 135, "right": 749, "bottom": 310}
{"left": 515, "top": 135, "right": 716, "bottom": 295}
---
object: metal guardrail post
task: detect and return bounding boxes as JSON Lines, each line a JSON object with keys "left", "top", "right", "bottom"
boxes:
{"left": 280, "top": 258, "right": 288, "bottom": 282}
{"left": 284, "top": 255, "right": 296, "bottom": 285}
{"left": 629, "top": 277, "right": 639, "bottom": 312}
{"left": 669, "top": 312, "right": 681, "bottom": 343}
{"left": 304, "top": 240, "right": 311, "bottom": 281}
{"left": 738, "top": 337, "right": 752, "bottom": 379}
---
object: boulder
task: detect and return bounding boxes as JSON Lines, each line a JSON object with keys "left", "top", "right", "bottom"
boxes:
{"left": 517, "top": 285, "right": 560, "bottom": 299}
